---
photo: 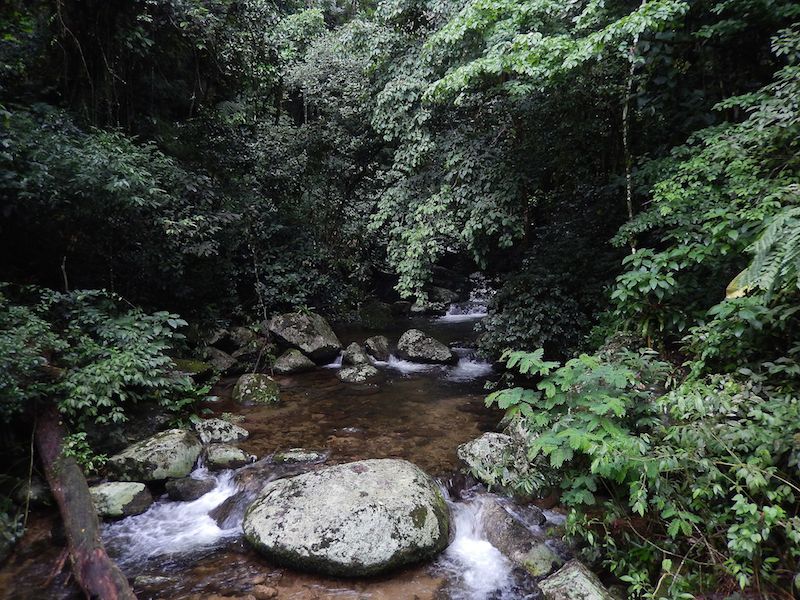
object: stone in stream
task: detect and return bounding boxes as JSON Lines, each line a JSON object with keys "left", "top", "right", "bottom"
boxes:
{"left": 342, "top": 342, "right": 370, "bottom": 366}
{"left": 538, "top": 560, "right": 615, "bottom": 600}
{"left": 194, "top": 418, "right": 249, "bottom": 445}
{"left": 233, "top": 373, "right": 280, "bottom": 405}
{"left": 205, "top": 347, "right": 238, "bottom": 374}
{"left": 457, "top": 432, "right": 514, "bottom": 485}
{"left": 205, "top": 444, "right": 252, "bottom": 470}
{"left": 337, "top": 363, "right": 381, "bottom": 384}
{"left": 273, "top": 349, "right": 316, "bottom": 374}
{"left": 165, "top": 476, "right": 216, "bottom": 501}
{"left": 272, "top": 448, "right": 329, "bottom": 464}
{"left": 481, "top": 496, "right": 564, "bottom": 578}
{"left": 267, "top": 312, "right": 342, "bottom": 363}
{"left": 242, "top": 458, "right": 450, "bottom": 576}
{"left": 364, "top": 335, "right": 390, "bottom": 361}
{"left": 396, "top": 329, "right": 456, "bottom": 364}
{"left": 107, "top": 429, "right": 202, "bottom": 481}
{"left": 89, "top": 481, "right": 153, "bottom": 518}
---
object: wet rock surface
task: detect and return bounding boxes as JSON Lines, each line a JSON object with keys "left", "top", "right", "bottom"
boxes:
{"left": 89, "top": 482, "right": 153, "bottom": 518}
{"left": 364, "top": 335, "right": 390, "bottom": 361}
{"left": 268, "top": 312, "right": 342, "bottom": 363}
{"left": 242, "top": 459, "right": 450, "bottom": 576}
{"left": 194, "top": 418, "right": 249, "bottom": 445}
{"left": 337, "top": 363, "right": 381, "bottom": 383}
{"left": 165, "top": 476, "right": 217, "bottom": 501}
{"left": 397, "top": 329, "right": 456, "bottom": 364}
{"left": 107, "top": 429, "right": 203, "bottom": 481}
{"left": 272, "top": 349, "right": 316, "bottom": 374}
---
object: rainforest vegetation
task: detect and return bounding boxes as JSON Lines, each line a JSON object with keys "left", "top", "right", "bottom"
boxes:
{"left": 1, "top": 0, "right": 800, "bottom": 597}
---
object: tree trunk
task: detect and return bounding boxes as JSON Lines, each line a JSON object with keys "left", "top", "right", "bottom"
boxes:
{"left": 35, "top": 405, "right": 137, "bottom": 600}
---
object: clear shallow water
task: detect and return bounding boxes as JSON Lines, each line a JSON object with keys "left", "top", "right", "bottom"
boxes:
{"left": 1, "top": 308, "right": 542, "bottom": 600}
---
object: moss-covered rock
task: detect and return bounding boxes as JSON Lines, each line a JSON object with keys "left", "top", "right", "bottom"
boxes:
{"left": 242, "top": 459, "right": 450, "bottom": 576}
{"left": 194, "top": 418, "right": 249, "bottom": 445}
{"left": 397, "top": 329, "right": 455, "bottom": 364}
{"left": 106, "top": 429, "right": 202, "bottom": 481}
{"left": 89, "top": 481, "right": 153, "bottom": 518}
{"left": 233, "top": 373, "right": 280, "bottom": 405}
{"left": 337, "top": 364, "right": 381, "bottom": 383}
{"left": 205, "top": 444, "right": 251, "bottom": 470}
{"left": 538, "top": 560, "right": 615, "bottom": 600}
{"left": 268, "top": 312, "right": 342, "bottom": 363}
{"left": 273, "top": 349, "right": 316, "bottom": 375}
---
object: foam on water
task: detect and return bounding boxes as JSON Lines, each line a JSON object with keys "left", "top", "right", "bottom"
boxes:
{"left": 436, "top": 491, "right": 519, "bottom": 600}
{"left": 375, "top": 354, "right": 441, "bottom": 374}
{"left": 447, "top": 348, "right": 493, "bottom": 382}
{"left": 103, "top": 468, "right": 240, "bottom": 568}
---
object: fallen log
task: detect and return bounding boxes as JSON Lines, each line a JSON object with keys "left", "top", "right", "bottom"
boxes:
{"left": 35, "top": 405, "right": 137, "bottom": 600}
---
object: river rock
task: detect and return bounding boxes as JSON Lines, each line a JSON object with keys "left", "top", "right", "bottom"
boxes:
{"left": 457, "top": 432, "right": 513, "bottom": 485}
{"left": 242, "top": 459, "right": 450, "bottom": 576}
{"left": 165, "top": 476, "right": 216, "bottom": 501}
{"left": 358, "top": 299, "right": 393, "bottom": 330}
{"left": 342, "top": 342, "right": 370, "bottom": 365}
{"left": 273, "top": 448, "right": 329, "bottom": 464}
{"left": 107, "top": 429, "right": 202, "bottom": 481}
{"left": 233, "top": 374, "right": 280, "bottom": 405}
{"left": 338, "top": 364, "right": 381, "bottom": 384}
{"left": 273, "top": 349, "right": 316, "bottom": 374}
{"left": 268, "top": 312, "right": 342, "bottom": 363}
{"left": 539, "top": 560, "right": 615, "bottom": 600}
{"left": 481, "top": 497, "right": 562, "bottom": 577}
{"left": 206, "top": 444, "right": 251, "bottom": 470}
{"left": 364, "top": 335, "right": 390, "bottom": 361}
{"left": 194, "top": 418, "right": 249, "bottom": 445}
{"left": 89, "top": 482, "right": 153, "bottom": 518}
{"left": 397, "top": 329, "right": 455, "bottom": 364}
{"left": 206, "top": 347, "right": 238, "bottom": 373}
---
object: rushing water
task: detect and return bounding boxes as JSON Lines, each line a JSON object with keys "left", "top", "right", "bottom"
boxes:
{"left": 0, "top": 299, "right": 552, "bottom": 600}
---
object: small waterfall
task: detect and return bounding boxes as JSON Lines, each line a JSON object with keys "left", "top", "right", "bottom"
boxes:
{"left": 323, "top": 352, "right": 343, "bottom": 368}
{"left": 103, "top": 467, "right": 240, "bottom": 568}
{"left": 446, "top": 348, "right": 493, "bottom": 382}
{"left": 438, "top": 274, "right": 493, "bottom": 322}
{"left": 436, "top": 489, "right": 525, "bottom": 600}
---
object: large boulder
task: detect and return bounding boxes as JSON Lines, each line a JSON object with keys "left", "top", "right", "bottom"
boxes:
{"left": 538, "top": 560, "right": 615, "bottom": 600}
{"left": 194, "top": 418, "right": 249, "bottom": 445}
{"left": 243, "top": 459, "right": 450, "bottom": 576}
{"left": 89, "top": 482, "right": 153, "bottom": 518}
{"left": 364, "top": 336, "right": 390, "bottom": 361}
{"left": 273, "top": 349, "right": 316, "bottom": 375}
{"left": 396, "top": 329, "right": 456, "bottom": 364}
{"left": 233, "top": 373, "right": 280, "bottom": 405}
{"left": 342, "top": 342, "right": 370, "bottom": 366}
{"left": 481, "top": 497, "right": 563, "bottom": 577}
{"left": 358, "top": 299, "right": 393, "bottom": 330}
{"left": 268, "top": 312, "right": 342, "bottom": 363}
{"left": 338, "top": 364, "right": 381, "bottom": 384}
{"left": 107, "top": 429, "right": 202, "bottom": 481}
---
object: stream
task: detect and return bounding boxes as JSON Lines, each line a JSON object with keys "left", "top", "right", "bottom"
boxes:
{"left": 0, "top": 300, "right": 556, "bottom": 600}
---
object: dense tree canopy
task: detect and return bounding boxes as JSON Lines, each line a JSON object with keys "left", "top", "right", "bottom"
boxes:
{"left": 1, "top": 0, "right": 800, "bottom": 596}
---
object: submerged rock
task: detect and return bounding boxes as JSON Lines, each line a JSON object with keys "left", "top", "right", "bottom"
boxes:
{"left": 397, "top": 329, "right": 455, "bottom": 364}
{"left": 165, "top": 476, "right": 216, "bottom": 501}
{"left": 273, "top": 349, "right": 316, "bottom": 374}
{"left": 268, "top": 312, "right": 342, "bottom": 363}
{"left": 538, "top": 560, "right": 615, "bottom": 600}
{"left": 364, "top": 335, "right": 390, "bottom": 361}
{"left": 342, "top": 342, "right": 370, "bottom": 366}
{"left": 233, "top": 373, "right": 280, "bottom": 405}
{"left": 338, "top": 364, "right": 381, "bottom": 384}
{"left": 206, "top": 444, "right": 251, "bottom": 470}
{"left": 107, "top": 429, "right": 202, "bottom": 481}
{"left": 194, "top": 418, "right": 249, "bottom": 445}
{"left": 89, "top": 481, "right": 153, "bottom": 518}
{"left": 242, "top": 459, "right": 450, "bottom": 576}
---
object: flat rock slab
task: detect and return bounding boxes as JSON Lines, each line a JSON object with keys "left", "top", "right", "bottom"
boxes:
{"left": 90, "top": 482, "right": 152, "bottom": 518}
{"left": 107, "top": 429, "right": 202, "bottom": 481}
{"left": 243, "top": 459, "right": 450, "bottom": 576}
